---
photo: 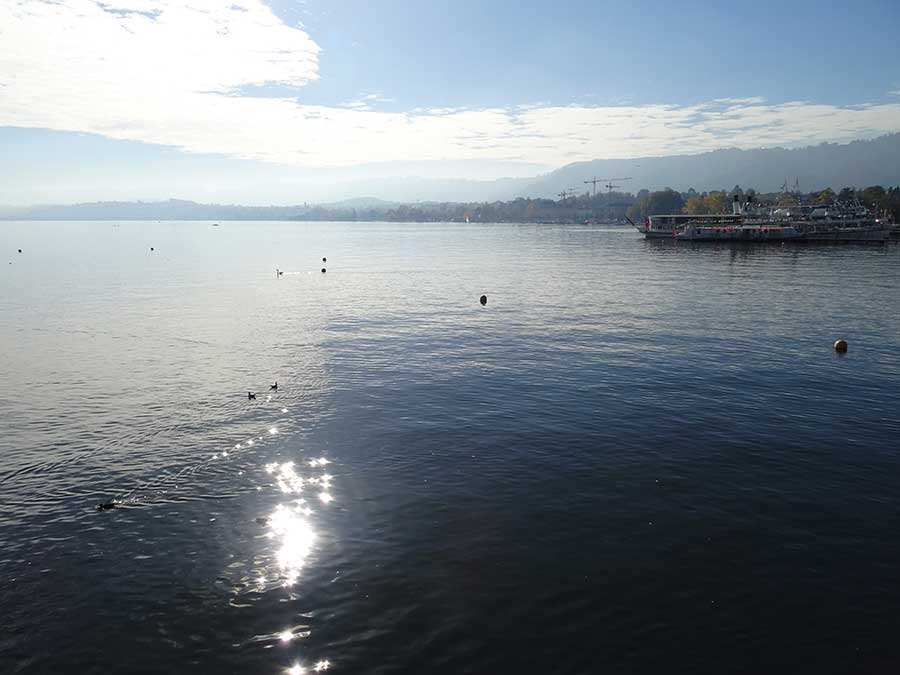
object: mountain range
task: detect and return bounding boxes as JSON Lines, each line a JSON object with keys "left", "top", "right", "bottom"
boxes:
{"left": 3, "top": 134, "right": 899, "bottom": 218}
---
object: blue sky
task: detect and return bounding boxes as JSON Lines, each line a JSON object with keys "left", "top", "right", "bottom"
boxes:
{"left": 281, "top": 0, "right": 900, "bottom": 109}
{"left": 1, "top": 0, "right": 899, "bottom": 204}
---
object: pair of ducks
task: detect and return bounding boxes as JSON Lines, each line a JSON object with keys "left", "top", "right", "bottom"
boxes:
{"left": 248, "top": 382, "right": 277, "bottom": 400}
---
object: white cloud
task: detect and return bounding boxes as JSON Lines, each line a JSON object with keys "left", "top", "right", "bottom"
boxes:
{"left": 340, "top": 91, "right": 395, "bottom": 110}
{"left": 2, "top": 0, "right": 900, "bottom": 169}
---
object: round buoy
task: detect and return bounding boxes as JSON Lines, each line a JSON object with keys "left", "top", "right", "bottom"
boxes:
{"left": 17, "top": 249, "right": 22, "bottom": 253}
{"left": 834, "top": 339, "right": 848, "bottom": 353}
{"left": 321, "top": 268, "right": 326, "bottom": 273}
{"left": 479, "top": 295, "right": 487, "bottom": 306}
{"left": 322, "top": 257, "right": 327, "bottom": 262}
{"left": 150, "top": 247, "right": 154, "bottom": 251}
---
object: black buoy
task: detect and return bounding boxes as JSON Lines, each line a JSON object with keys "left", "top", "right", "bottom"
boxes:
{"left": 17, "top": 249, "right": 22, "bottom": 253}
{"left": 322, "top": 257, "right": 327, "bottom": 262}
{"left": 150, "top": 247, "right": 154, "bottom": 251}
{"left": 248, "top": 391, "right": 256, "bottom": 400}
{"left": 321, "top": 268, "right": 326, "bottom": 273}
{"left": 480, "top": 295, "right": 487, "bottom": 306}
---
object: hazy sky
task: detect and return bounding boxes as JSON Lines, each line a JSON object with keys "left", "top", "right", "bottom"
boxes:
{"left": 1, "top": 0, "right": 900, "bottom": 203}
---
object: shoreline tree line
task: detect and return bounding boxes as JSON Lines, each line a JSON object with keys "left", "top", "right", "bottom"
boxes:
{"left": 285, "top": 185, "right": 900, "bottom": 223}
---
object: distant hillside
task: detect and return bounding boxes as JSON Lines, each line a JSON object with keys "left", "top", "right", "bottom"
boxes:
{"left": 3, "top": 199, "right": 308, "bottom": 221}
{"left": 3, "top": 134, "right": 899, "bottom": 218}
{"left": 521, "top": 133, "right": 900, "bottom": 198}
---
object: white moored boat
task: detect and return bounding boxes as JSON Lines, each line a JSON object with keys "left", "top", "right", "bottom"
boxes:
{"left": 631, "top": 195, "right": 891, "bottom": 243}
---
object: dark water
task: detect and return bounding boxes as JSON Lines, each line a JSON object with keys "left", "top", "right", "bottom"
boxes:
{"left": 2, "top": 221, "right": 900, "bottom": 674}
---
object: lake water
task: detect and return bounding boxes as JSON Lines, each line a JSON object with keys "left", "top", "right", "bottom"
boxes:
{"left": 2, "top": 221, "right": 900, "bottom": 674}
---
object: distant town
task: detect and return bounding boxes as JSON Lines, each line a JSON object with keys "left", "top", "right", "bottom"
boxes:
{"left": 284, "top": 184, "right": 900, "bottom": 224}
{"left": 3, "top": 184, "right": 898, "bottom": 224}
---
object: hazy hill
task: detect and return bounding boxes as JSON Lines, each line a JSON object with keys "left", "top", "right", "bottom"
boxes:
{"left": 2, "top": 199, "right": 309, "bottom": 221}
{"left": 521, "top": 134, "right": 900, "bottom": 198}
{"left": 3, "top": 134, "right": 899, "bottom": 218}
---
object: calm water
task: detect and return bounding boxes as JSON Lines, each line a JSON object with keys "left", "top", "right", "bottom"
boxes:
{"left": 2, "top": 221, "right": 900, "bottom": 674}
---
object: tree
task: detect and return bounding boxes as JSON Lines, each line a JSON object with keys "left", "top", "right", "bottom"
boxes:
{"left": 837, "top": 187, "right": 856, "bottom": 202}
{"left": 706, "top": 191, "right": 730, "bottom": 214}
{"left": 860, "top": 185, "right": 887, "bottom": 208}
{"left": 683, "top": 196, "right": 708, "bottom": 215}
{"left": 645, "top": 188, "right": 684, "bottom": 215}
{"left": 813, "top": 187, "right": 835, "bottom": 204}
{"left": 627, "top": 196, "right": 649, "bottom": 222}
{"left": 886, "top": 186, "right": 900, "bottom": 220}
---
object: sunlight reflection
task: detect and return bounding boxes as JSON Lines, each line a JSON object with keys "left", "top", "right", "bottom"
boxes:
{"left": 257, "top": 452, "right": 337, "bottom": 672}
{"left": 281, "top": 408, "right": 288, "bottom": 413}
{"left": 269, "top": 427, "right": 278, "bottom": 435}
{"left": 275, "top": 462, "right": 304, "bottom": 494}
{"left": 272, "top": 508, "right": 316, "bottom": 575}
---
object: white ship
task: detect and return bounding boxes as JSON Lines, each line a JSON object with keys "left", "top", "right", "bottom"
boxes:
{"left": 631, "top": 195, "right": 891, "bottom": 243}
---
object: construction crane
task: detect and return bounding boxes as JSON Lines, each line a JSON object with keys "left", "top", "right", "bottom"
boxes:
{"left": 601, "top": 177, "right": 632, "bottom": 197}
{"left": 584, "top": 177, "right": 632, "bottom": 222}
{"left": 584, "top": 177, "right": 603, "bottom": 198}
{"left": 584, "top": 177, "right": 633, "bottom": 200}
{"left": 557, "top": 188, "right": 578, "bottom": 203}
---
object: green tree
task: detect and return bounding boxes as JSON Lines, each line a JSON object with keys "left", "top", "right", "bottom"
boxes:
{"left": 645, "top": 188, "right": 684, "bottom": 215}
{"left": 860, "top": 185, "right": 887, "bottom": 208}
{"left": 706, "top": 191, "right": 730, "bottom": 214}
{"left": 683, "top": 195, "right": 708, "bottom": 215}
{"left": 813, "top": 187, "right": 835, "bottom": 204}
{"left": 837, "top": 187, "right": 856, "bottom": 202}
{"left": 627, "top": 196, "right": 649, "bottom": 221}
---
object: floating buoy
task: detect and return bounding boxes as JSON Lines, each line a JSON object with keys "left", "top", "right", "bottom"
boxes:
{"left": 321, "top": 268, "right": 326, "bottom": 273}
{"left": 150, "top": 247, "right": 154, "bottom": 251}
{"left": 480, "top": 295, "right": 487, "bottom": 306}
{"left": 17, "top": 249, "right": 22, "bottom": 253}
{"left": 322, "top": 257, "right": 327, "bottom": 262}
{"left": 834, "top": 339, "right": 848, "bottom": 353}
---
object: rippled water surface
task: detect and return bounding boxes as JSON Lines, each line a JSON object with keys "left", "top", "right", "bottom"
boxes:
{"left": 2, "top": 221, "right": 900, "bottom": 674}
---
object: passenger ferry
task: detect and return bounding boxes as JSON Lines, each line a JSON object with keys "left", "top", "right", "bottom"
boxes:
{"left": 633, "top": 213, "right": 743, "bottom": 239}
{"left": 630, "top": 195, "right": 891, "bottom": 243}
